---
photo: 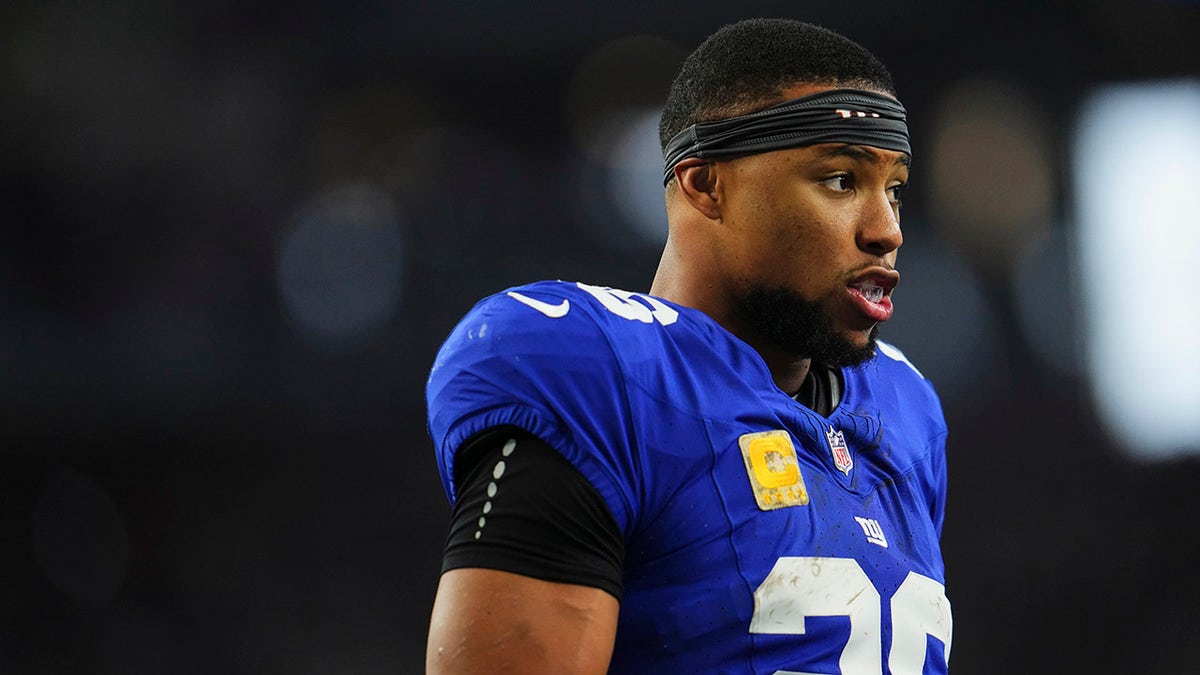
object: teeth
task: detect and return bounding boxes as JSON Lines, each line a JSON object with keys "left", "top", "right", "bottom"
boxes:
{"left": 855, "top": 282, "right": 885, "bottom": 303}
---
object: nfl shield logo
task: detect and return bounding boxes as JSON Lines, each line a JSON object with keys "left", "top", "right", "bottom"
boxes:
{"left": 826, "top": 426, "right": 853, "bottom": 475}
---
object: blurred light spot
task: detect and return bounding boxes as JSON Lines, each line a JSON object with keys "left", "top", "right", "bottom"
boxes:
{"left": 378, "top": 126, "right": 526, "bottom": 271}
{"left": 1073, "top": 80, "right": 1200, "bottom": 460}
{"left": 879, "top": 235, "right": 1000, "bottom": 399}
{"left": 33, "top": 469, "right": 129, "bottom": 607}
{"left": 564, "top": 35, "right": 682, "bottom": 250}
{"left": 928, "top": 79, "right": 1055, "bottom": 278}
{"left": 604, "top": 108, "right": 669, "bottom": 246}
{"left": 1011, "top": 225, "right": 1083, "bottom": 376}
{"left": 277, "top": 184, "right": 405, "bottom": 345}
{"left": 563, "top": 35, "right": 683, "bottom": 162}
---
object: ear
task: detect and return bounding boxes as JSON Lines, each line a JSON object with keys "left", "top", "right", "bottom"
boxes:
{"left": 672, "top": 158, "right": 723, "bottom": 221}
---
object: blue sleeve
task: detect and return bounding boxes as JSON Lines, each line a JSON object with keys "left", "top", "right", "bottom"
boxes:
{"left": 426, "top": 283, "right": 641, "bottom": 536}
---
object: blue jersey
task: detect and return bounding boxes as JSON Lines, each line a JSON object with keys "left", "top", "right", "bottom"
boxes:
{"left": 427, "top": 280, "right": 952, "bottom": 675}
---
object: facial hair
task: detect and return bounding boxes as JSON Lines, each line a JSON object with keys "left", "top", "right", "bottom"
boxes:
{"left": 734, "top": 284, "right": 879, "bottom": 367}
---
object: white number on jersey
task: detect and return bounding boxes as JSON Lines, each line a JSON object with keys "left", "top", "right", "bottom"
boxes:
{"left": 576, "top": 283, "right": 678, "bottom": 326}
{"left": 751, "top": 556, "right": 952, "bottom": 675}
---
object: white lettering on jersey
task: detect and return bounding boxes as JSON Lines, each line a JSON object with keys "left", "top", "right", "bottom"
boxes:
{"left": 506, "top": 291, "right": 570, "bottom": 318}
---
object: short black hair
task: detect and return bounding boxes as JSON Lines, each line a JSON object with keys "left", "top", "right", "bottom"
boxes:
{"left": 659, "top": 18, "right": 897, "bottom": 150}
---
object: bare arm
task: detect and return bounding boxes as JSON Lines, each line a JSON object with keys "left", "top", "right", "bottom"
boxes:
{"left": 426, "top": 567, "right": 619, "bottom": 674}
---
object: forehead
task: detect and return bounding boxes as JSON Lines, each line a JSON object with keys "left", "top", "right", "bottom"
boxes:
{"left": 804, "top": 142, "right": 911, "bottom": 168}
{"left": 741, "top": 142, "right": 908, "bottom": 175}
{"left": 725, "top": 143, "right": 909, "bottom": 187}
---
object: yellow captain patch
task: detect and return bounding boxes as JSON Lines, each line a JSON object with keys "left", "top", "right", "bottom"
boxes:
{"left": 738, "top": 430, "right": 809, "bottom": 511}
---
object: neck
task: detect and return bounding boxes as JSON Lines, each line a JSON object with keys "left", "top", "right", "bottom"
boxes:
{"left": 743, "top": 336, "right": 814, "bottom": 396}
{"left": 651, "top": 249, "right": 813, "bottom": 395}
{"left": 653, "top": 201, "right": 818, "bottom": 394}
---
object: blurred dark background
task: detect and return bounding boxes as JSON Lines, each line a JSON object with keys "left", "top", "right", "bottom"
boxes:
{"left": 3, "top": 1, "right": 1199, "bottom": 672}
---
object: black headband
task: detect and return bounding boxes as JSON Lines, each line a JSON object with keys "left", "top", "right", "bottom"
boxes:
{"left": 662, "top": 89, "right": 910, "bottom": 185}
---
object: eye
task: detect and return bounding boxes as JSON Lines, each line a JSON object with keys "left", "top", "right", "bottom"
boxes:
{"left": 820, "top": 174, "right": 854, "bottom": 192}
{"left": 887, "top": 183, "right": 907, "bottom": 209}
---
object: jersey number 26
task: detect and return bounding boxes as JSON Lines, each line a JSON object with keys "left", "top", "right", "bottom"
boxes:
{"left": 751, "top": 556, "right": 952, "bottom": 675}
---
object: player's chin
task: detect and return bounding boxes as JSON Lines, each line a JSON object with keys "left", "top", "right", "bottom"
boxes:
{"left": 831, "top": 324, "right": 881, "bottom": 364}
{"left": 835, "top": 314, "right": 880, "bottom": 343}
{"left": 842, "top": 328, "right": 877, "bottom": 353}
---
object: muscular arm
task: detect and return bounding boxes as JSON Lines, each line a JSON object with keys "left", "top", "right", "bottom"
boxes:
{"left": 427, "top": 568, "right": 619, "bottom": 674}
{"left": 426, "top": 429, "right": 626, "bottom": 673}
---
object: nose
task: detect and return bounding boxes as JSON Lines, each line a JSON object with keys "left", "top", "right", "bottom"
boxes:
{"left": 856, "top": 190, "right": 903, "bottom": 257}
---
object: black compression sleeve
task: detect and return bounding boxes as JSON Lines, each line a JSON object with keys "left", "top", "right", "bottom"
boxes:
{"left": 442, "top": 427, "right": 625, "bottom": 599}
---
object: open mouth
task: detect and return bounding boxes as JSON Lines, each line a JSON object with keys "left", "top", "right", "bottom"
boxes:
{"left": 852, "top": 280, "right": 887, "bottom": 303}
{"left": 847, "top": 274, "right": 898, "bottom": 323}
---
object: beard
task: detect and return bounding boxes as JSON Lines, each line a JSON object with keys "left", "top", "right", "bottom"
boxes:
{"left": 733, "top": 283, "right": 879, "bottom": 367}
